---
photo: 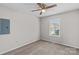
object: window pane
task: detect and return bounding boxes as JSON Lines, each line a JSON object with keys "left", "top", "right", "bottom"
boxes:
{"left": 49, "top": 19, "right": 60, "bottom": 37}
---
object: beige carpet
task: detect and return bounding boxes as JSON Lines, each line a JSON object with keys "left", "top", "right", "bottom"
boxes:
{"left": 3, "top": 40, "right": 79, "bottom": 55}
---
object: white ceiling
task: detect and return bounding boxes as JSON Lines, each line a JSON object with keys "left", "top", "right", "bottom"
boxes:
{"left": 0, "top": 3, "right": 79, "bottom": 17}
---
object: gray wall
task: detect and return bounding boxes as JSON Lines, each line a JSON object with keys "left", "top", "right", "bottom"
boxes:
{"left": 0, "top": 7, "right": 40, "bottom": 54}
{"left": 40, "top": 10, "right": 79, "bottom": 48}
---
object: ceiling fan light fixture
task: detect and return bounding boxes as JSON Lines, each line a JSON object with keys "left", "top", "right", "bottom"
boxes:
{"left": 41, "top": 9, "right": 46, "bottom": 13}
{"left": 32, "top": 3, "right": 57, "bottom": 15}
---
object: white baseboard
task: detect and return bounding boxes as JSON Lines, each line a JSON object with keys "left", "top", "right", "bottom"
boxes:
{"left": 1, "top": 39, "right": 39, "bottom": 55}
{"left": 41, "top": 38, "right": 79, "bottom": 49}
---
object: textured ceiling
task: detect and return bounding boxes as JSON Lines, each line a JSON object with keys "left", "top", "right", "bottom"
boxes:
{"left": 0, "top": 3, "right": 79, "bottom": 17}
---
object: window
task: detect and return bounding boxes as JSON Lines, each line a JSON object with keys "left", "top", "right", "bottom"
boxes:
{"left": 49, "top": 19, "right": 60, "bottom": 37}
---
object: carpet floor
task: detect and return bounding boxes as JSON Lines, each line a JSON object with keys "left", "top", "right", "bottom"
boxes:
{"left": 4, "top": 40, "right": 79, "bottom": 55}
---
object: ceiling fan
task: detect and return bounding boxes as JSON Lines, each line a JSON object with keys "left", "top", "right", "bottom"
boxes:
{"left": 32, "top": 3, "right": 57, "bottom": 15}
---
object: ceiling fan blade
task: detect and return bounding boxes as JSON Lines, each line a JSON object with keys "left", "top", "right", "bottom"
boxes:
{"left": 40, "top": 11, "right": 42, "bottom": 15}
{"left": 46, "top": 4, "right": 57, "bottom": 9}
{"left": 37, "top": 3, "right": 46, "bottom": 9}
{"left": 37, "top": 3, "right": 43, "bottom": 8}
{"left": 42, "top": 3, "right": 47, "bottom": 9}
{"left": 32, "top": 9, "right": 42, "bottom": 12}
